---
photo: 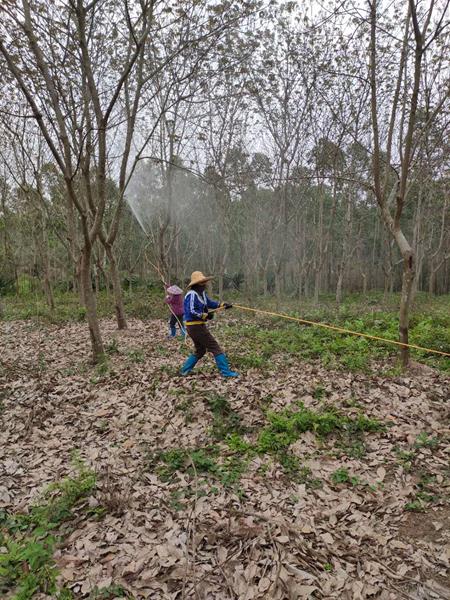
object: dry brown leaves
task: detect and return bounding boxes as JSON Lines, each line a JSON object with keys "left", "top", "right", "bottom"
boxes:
{"left": 0, "top": 318, "right": 449, "bottom": 599}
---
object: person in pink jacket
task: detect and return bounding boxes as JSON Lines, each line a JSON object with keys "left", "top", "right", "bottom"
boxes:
{"left": 164, "top": 284, "right": 185, "bottom": 338}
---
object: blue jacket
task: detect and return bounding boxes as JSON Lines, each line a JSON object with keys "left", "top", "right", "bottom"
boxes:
{"left": 184, "top": 289, "right": 220, "bottom": 323}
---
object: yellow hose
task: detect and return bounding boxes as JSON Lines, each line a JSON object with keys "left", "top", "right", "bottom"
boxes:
{"left": 218, "top": 303, "right": 450, "bottom": 358}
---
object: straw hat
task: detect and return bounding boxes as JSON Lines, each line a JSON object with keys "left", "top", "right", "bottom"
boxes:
{"left": 187, "top": 271, "right": 213, "bottom": 287}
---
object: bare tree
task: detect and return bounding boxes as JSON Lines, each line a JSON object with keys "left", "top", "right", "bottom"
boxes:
{"left": 368, "top": 0, "right": 449, "bottom": 366}
{"left": 0, "top": 0, "right": 157, "bottom": 360}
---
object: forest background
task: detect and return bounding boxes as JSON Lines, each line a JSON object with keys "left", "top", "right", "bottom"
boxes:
{"left": 0, "top": 0, "right": 449, "bottom": 367}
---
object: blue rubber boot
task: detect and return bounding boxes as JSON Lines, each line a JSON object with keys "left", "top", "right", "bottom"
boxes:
{"left": 181, "top": 354, "right": 198, "bottom": 376}
{"left": 215, "top": 353, "right": 239, "bottom": 377}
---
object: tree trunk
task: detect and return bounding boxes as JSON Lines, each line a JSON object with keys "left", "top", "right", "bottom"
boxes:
{"left": 77, "top": 257, "right": 85, "bottom": 306}
{"left": 428, "top": 267, "right": 436, "bottom": 296}
{"left": 66, "top": 191, "right": 78, "bottom": 293}
{"left": 399, "top": 253, "right": 415, "bottom": 368}
{"left": 314, "top": 270, "right": 320, "bottom": 305}
{"left": 41, "top": 221, "right": 55, "bottom": 311}
{"left": 218, "top": 274, "right": 224, "bottom": 302}
{"left": 275, "top": 268, "right": 281, "bottom": 310}
{"left": 262, "top": 269, "right": 268, "bottom": 296}
{"left": 80, "top": 247, "right": 104, "bottom": 362}
{"left": 105, "top": 244, "right": 127, "bottom": 330}
{"left": 361, "top": 272, "right": 367, "bottom": 296}
{"left": 43, "top": 270, "right": 54, "bottom": 311}
{"left": 336, "top": 272, "right": 343, "bottom": 307}
{"left": 297, "top": 267, "right": 303, "bottom": 300}
{"left": 94, "top": 264, "right": 100, "bottom": 295}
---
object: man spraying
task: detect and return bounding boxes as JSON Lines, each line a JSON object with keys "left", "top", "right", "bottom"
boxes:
{"left": 180, "top": 271, "right": 238, "bottom": 378}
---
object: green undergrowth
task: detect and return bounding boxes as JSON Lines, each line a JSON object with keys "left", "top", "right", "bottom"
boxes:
{"left": 2, "top": 289, "right": 448, "bottom": 372}
{"left": 256, "top": 402, "right": 383, "bottom": 453}
{"left": 148, "top": 445, "right": 248, "bottom": 491}
{"left": 222, "top": 305, "right": 449, "bottom": 373}
{"left": 150, "top": 400, "right": 384, "bottom": 495}
{"left": 0, "top": 459, "right": 96, "bottom": 600}
{"left": 221, "top": 314, "right": 450, "bottom": 372}
{"left": 0, "top": 285, "right": 167, "bottom": 324}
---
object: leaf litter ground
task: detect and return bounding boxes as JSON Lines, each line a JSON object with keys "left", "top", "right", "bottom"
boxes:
{"left": 0, "top": 318, "right": 449, "bottom": 600}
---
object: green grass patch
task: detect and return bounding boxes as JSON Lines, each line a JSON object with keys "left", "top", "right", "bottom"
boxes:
{"left": 2, "top": 289, "right": 448, "bottom": 372}
{"left": 152, "top": 401, "right": 383, "bottom": 493}
{"left": 149, "top": 445, "right": 248, "bottom": 492}
{"left": 255, "top": 402, "right": 383, "bottom": 454}
{"left": 223, "top": 298, "right": 450, "bottom": 373}
{"left": 205, "top": 394, "right": 247, "bottom": 441}
{"left": 0, "top": 459, "right": 96, "bottom": 600}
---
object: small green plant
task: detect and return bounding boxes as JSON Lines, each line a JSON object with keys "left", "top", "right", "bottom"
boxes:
{"left": 414, "top": 432, "right": 439, "bottom": 449}
{"left": 342, "top": 397, "right": 363, "bottom": 409}
{"left": 278, "top": 454, "right": 322, "bottom": 488}
{"left": 323, "top": 563, "right": 334, "bottom": 572}
{"left": 95, "top": 357, "right": 110, "bottom": 378}
{"left": 151, "top": 446, "right": 219, "bottom": 482}
{"left": 404, "top": 472, "right": 440, "bottom": 512}
{"left": 226, "top": 433, "right": 252, "bottom": 453}
{"left": 0, "top": 536, "right": 57, "bottom": 599}
{"left": 127, "top": 348, "right": 144, "bottom": 363}
{"left": 175, "top": 398, "right": 193, "bottom": 423}
{"left": 105, "top": 338, "right": 119, "bottom": 355}
{"left": 331, "top": 467, "right": 359, "bottom": 486}
{"left": 313, "top": 384, "right": 326, "bottom": 400}
{"left": 396, "top": 449, "right": 416, "bottom": 472}
{"left": 337, "top": 438, "right": 367, "bottom": 459}
{"left": 404, "top": 499, "right": 426, "bottom": 512}
{"left": 151, "top": 444, "right": 248, "bottom": 490}
{"left": 217, "top": 455, "right": 248, "bottom": 488}
{"left": 168, "top": 483, "right": 217, "bottom": 511}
